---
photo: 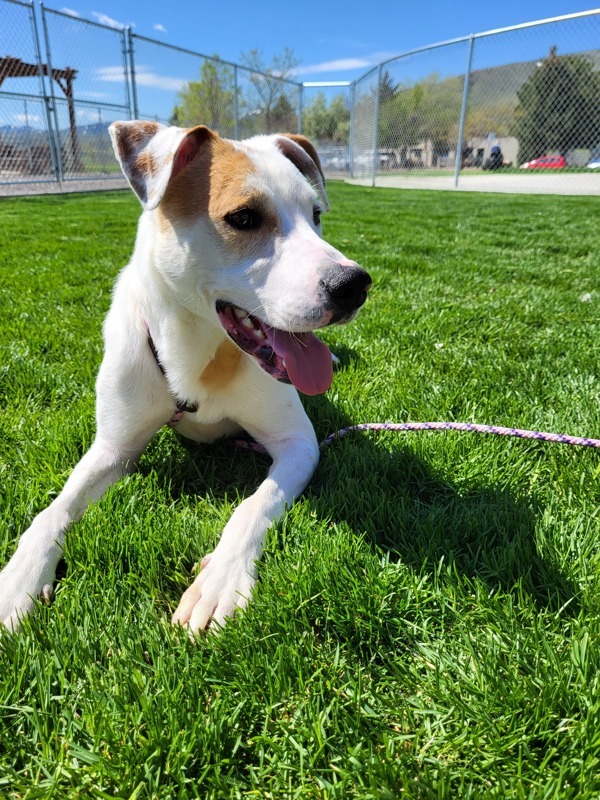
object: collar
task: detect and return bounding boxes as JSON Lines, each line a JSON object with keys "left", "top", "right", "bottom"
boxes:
{"left": 147, "top": 329, "right": 199, "bottom": 420}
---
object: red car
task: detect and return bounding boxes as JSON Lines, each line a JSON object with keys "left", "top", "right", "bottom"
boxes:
{"left": 520, "top": 154, "right": 566, "bottom": 169}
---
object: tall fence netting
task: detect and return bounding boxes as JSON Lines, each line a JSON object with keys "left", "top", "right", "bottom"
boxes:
{"left": 0, "top": 1, "right": 599, "bottom": 194}
{"left": 0, "top": 0, "right": 55, "bottom": 183}
{"left": 302, "top": 83, "right": 352, "bottom": 177}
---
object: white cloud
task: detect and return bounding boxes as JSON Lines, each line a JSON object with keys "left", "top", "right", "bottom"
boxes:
{"left": 153, "top": 23, "right": 167, "bottom": 33}
{"left": 79, "top": 90, "right": 111, "bottom": 100}
{"left": 61, "top": 7, "right": 81, "bottom": 17}
{"left": 14, "top": 113, "right": 42, "bottom": 124}
{"left": 300, "top": 57, "right": 372, "bottom": 75}
{"left": 96, "top": 64, "right": 186, "bottom": 92}
{"left": 91, "top": 11, "right": 128, "bottom": 29}
{"left": 76, "top": 108, "right": 101, "bottom": 121}
{"left": 135, "top": 70, "right": 187, "bottom": 91}
{"left": 95, "top": 65, "right": 128, "bottom": 82}
{"left": 298, "top": 51, "right": 397, "bottom": 76}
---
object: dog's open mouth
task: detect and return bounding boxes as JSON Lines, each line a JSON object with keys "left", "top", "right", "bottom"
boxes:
{"left": 216, "top": 302, "right": 333, "bottom": 396}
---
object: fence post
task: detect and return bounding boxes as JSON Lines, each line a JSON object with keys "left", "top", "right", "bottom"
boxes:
{"left": 298, "top": 84, "right": 303, "bottom": 135}
{"left": 454, "top": 33, "right": 474, "bottom": 189}
{"left": 349, "top": 81, "right": 355, "bottom": 179}
{"left": 31, "top": 1, "right": 59, "bottom": 181}
{"left": 121, "top": 27, "right": 132, "bottom": 120}
{"left": 372, "top": 64, "right": 382, "bottom": 187}
{"left": 39, "top": 2, "right": 64, "bottom": 182}
{"left": 127, "top": 28, "right": 139, "bottom": 119}
{"left": 233, "top": 65, "right": 239, "bottom": 140}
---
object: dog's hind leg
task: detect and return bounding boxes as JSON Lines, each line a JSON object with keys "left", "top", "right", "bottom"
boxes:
{"left": 172, "top": 429, "right": 320, "bottom": 633}
{"left": 0, "top": 434, "right": 150, "bottom": 632}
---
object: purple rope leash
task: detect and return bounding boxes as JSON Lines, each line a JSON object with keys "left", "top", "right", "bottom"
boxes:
{"left": 235, "top": 421, "right": 600, "bottom": 454}
{"left": 321, "top": 422, "right": 600, "bottom": 449}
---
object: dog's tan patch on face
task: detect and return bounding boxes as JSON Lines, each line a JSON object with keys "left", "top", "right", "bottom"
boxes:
{"left": 209, "top": 142, "right": 257, "bottom": 213}
{"left": 199, "top": 339, "right": 242, "bottom": 391}
{"left": 158, "top": 138, "right": 277, "bottom": 261}
{"left": 160, "top": 138, "right": 256, "bottom": 223}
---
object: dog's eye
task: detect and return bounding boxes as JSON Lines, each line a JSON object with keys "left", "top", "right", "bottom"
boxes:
{"left": 225, "top": 209, "right": 262, "bottom": 231}
{"left": 313, "top": 207, "right": 322, "bottom": 226}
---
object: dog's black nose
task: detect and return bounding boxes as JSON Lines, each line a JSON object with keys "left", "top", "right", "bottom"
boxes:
{"left": 320, "top": 265, "right": 372, "bottom": 315}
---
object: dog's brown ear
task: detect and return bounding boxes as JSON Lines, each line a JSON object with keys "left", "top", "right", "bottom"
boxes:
{"left": 109, "top": 121, "right": 215, "bottom": 210}
{"left": 276, "top": 134, "right": 330, "bottom": 211}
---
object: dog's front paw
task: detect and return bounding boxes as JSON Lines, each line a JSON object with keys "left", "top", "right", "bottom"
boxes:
{"left": 172, "top": 550, "right": 257, "bottom": 634}
{"left": 0, "top": 551, "right": 56, "bottom": 632}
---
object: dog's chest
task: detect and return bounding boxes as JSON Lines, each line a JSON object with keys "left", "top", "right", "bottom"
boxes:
{"left": 198, "top": 340, "right": 242, "bottom": 392}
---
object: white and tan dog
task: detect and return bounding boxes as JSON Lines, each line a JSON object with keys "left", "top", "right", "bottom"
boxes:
{"left": 0, "top": 121, "right": 371, "bottom": 634}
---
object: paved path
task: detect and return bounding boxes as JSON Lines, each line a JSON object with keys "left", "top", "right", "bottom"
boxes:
{"left": 348, "top": 172, "right": 600, "bottom": 195}
{"left": 0, "top": 176, "right": 127, "bottom": 197}
{"left": 1, "top": 172, "right": 598, "bottom": 198}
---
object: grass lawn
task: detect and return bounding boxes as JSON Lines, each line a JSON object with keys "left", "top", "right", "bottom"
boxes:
{"left": 0, "top": 183, "right": 599, "bottom": 798}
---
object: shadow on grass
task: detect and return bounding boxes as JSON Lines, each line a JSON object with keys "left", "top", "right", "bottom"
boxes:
{"left": 306, "top": 393, "right": 578, "bottom": 617}
{"left": 139, "top": 348, "right": 578, "bottom": 619}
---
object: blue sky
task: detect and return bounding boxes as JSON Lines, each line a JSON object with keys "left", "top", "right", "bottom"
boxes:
{"left": 1, "top": 0, "right": 598, "bottom": 130}
{"left": 58, "top": 0, "right": 598, "bottom": 81}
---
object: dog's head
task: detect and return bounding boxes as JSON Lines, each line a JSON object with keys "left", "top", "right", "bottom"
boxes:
{"left": 109, "top": 121, "right": 371, "bottom": 395}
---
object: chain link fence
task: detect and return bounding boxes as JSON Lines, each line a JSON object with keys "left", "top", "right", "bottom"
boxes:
{"left": 0, "top": 0, "right": 56, "bottom": 184}
{"left": 128, "top": 32, "right": 303, "bottom": 140}
{"left": 354, "top": 41, "right": 470, "bottom": 179}
{"left": 40, "top": 5, "right": 131, "bottom": 181}
{"left": 351, "top": 9, "right": 600, "bottom": 193}
{"left": 0, "top": 0, "right": 130, "bottom": 189}
{"left": 301, "top": 82, "right": 352, "bottom": 177}
{"left": 1, "top": 1, "right": 599, "bottom": 194}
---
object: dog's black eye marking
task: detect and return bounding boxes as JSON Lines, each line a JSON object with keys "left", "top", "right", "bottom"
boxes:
{"left": 225, "top": 208, "right": 262, "bottom": 231}
{"left": 313, "top": 206, "right": 322, "bottom": 226}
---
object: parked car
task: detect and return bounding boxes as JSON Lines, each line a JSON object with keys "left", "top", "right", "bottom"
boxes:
{"left": 322, "top": 150, "right": 349, "bottom": 171}
{"left": 353, "top": 150, "right": 397, "bottom": 170}
{"left": 520, "top": 154, "right": 566, "bottom": 170}
{"left": 482, "top": 145, "right": 504, "bottom": 171}
{"left": 587, "top": 146, "right": 600, "bottom": 169}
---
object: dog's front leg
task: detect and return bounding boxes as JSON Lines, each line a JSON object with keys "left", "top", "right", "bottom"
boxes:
{"left": 172, "top": 432, "right": 319, "bottom": 633}
{"left": 0, "top": 435, "right": 147, "bottom": 631}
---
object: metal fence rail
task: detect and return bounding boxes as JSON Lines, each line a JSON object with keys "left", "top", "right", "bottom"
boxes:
{"left": 1, "top": 1, "right": 599, "bottom": 195}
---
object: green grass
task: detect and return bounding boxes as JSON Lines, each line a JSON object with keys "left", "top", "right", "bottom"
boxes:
{"left": 0, "top": 184, "right": 599, "bottom": 798}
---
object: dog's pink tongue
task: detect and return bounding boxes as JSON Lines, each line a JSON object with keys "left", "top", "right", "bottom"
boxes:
{"left": 267, "top": 329, "right": 333, "bottom": 395}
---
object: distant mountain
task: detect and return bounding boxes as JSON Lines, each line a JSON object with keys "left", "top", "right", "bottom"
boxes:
{"left": 468, "top": 48, "right": 600, "bottom": 108}
{"left": 0, "top": 125, "right": 48, "bottom": 146}
{"left": 0, "top": 124, "right": 39, "bottom": 134}
{"left": 0, "top": 121, "right": 112, "bottom": 146}
{"left": 75, "top": 121, "right": 111, "bottom": 136}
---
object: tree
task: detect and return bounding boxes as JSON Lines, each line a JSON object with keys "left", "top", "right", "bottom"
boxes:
{"left": 241, "top": 48, "right": 301, "bottom": 133}
{"left": 302, "top": 92, "right": 350, "bottom": 143}
{"left": 513, "top": 46, "right": 600, "bottom": 164}
{"left": 378, "top": 74, "right": 463, "bottom": 163}
{"left": 378, "top": 82, "right": 423, "bottom": 150}
{"left": 170, "top": 56, "right": 235, "bottom": 136}
{"left": 378, "top": 69, "right": 397, "bottom": 105}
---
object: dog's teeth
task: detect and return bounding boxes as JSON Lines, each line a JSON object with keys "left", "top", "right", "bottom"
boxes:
{"left": 255, "top": 329, "right": 266, "bottom": 339}
{"left": 234, "top": 308, "right": 246, "bottom": 319}
{"left": 242, "top": 317, "right": 254, "bottom": 329}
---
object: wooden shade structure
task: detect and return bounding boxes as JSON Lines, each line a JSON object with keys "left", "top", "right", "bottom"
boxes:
{"left": 0, "top": 56, "right": 81, "bottom": 170}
